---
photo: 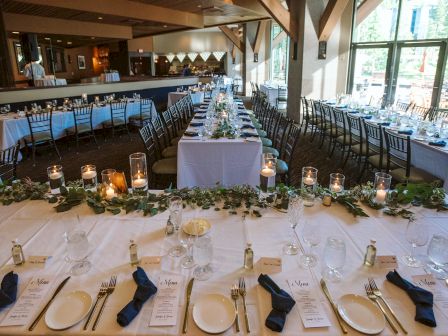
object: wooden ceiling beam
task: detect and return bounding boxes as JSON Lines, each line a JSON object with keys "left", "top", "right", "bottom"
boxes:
{"left": 3, "top": 13, "right": 133, "bottom": 39}
{"left": 252, "top": 20, "right": 268, "bottom": 54}
{"left": 220, "top": 0, "right": 270, "bottom": 16}
{"left": 219, "top": 25, "right": 243, "bottom": 51}
{"left": 256, "top": 0, "right": 297, "bottom": 42}
{"left": 356, "top": 0, "right": 383, "bottom": 26}
{"left": 14, "top": 0, "right": 204, "bottom": 29}
{"left": 272, "top": 30, "right": 286, "bottom": 48}
{"left": 318, "top": 0, "right": 350, "bottom": 41}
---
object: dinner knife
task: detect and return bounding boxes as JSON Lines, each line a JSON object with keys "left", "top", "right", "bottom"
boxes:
{"left": 320, "top": 279, "right": 348, "bottom": 334}
{"left": 182, "top": 278, "right": 194, "bottom": 334}
{"left": 28, "top": 276, "right": 71, "bottom": 331}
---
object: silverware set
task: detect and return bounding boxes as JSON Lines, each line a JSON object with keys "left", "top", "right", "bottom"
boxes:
{"left": 364, "top": 278, "right": 407, "bottom": 334}
{"left": 84, "top": 275, "right": 117, "bottom": 331}
{"left": 320, "top": 278, "right": 348, "bottom": 334}
{"left": 231, "top": 277, "right": 251, "bottom": 333}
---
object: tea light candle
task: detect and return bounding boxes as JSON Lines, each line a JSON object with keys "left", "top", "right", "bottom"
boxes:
{"left": 375, "top": 189, "right": 387, "bottom": 204}
{"left": 261, "top": 167, "right": 276, "bottom": 177}
{"left": 331, "top": 182, "right": 342, "bottom": 193}
{"left": 303, "top": 176, "right": 315, "bottom": 186}
{"left": 82, "top": 169, "right": 97, "bottom": 180}
{"left": 106, "top": 185, "right": 116, "bottom": 200}
{"left": 133, "top": 177, "right": 147, "bottom": 189}
{"left": 49, "top": 170, "right": 62, "bottom": 180}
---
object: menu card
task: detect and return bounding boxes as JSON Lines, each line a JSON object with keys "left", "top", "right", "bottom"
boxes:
{"left": 286, "top": 276, "right": 331, "bottom": 328}
{"left": 149, "top": 274, "right": 183, "bottom": 326}
{"left": 412, "top": 274, "right": 448, "bottom": 317}
{"left": 0, "top": 275, "right": 54, "bottom": 327}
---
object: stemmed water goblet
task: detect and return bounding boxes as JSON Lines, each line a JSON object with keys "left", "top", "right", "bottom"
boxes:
{"left": 402, "top": 217, "right": 429, "bottom": 267}
{"left": 179, "top": 220, "right": 198, "bottom": 269}
{"left": 427, "top": 234, "right": 448, "bottom": 279}
{"left": 322, "top": 237, "right": 346, "bottom": 282}
{"left": 299, "top": 221, "right": 320, "bottom": 268}
{"left": 193, "top": 234, "right": 213, "bottom": 281}
{"left": 283, "top": 194, "right": 304, "bottom": 255}
{"left": 66, "top": 230, "right": 91, "bottom": 276}
{"left": 168, "top": 196, "right": 186, "bottom": 257}
{"left": 426, "top": 123, "right": 438, "bottom": 141}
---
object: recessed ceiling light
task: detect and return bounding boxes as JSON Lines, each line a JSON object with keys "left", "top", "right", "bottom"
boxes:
{"left": 91, "top": 37, "right": 96, "bottom": 39}
{"left": 197, "top": 4, "right": 202, "bottom": 7}
{"left": 44, "top": 37, "right": 50, "bottom": 40}
{"left": 98, "top": 16, "right": 103, "bottom": 20}
{"left": 57, "top": 40, "right": 62, "bottom": 43}
{"left": 163, "top": 25, "right": 168, "bottom": 28}
{"left": 12, "top": 31, "right": 20, "bottom": 34}
{"left": 67, "top": 41, "right": 72, "bottom": 45}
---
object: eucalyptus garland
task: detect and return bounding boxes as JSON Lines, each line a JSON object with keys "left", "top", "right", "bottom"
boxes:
{"left": 0, "top": 178, "right": 446, "bottom": 219}
{"left": 210, "top": 119, "right": 237, "bottom": 139}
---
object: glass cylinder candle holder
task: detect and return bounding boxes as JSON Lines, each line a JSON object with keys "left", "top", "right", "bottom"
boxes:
{"left": 260, "top": 153, "right": 276, "bottom": 192}
{"left": 301, "top": 167, "right": 318, "bottom": 207}
{"left": 101, "top": 169, "right": 117, "bottom": 200}
{"left": 329, "top": 173, "right": 345, "bottom": 193}
{"left": 47, "top": 165, "right": 65, "bottom": 194}
{"left": 129, "top": 153, "right": 148, "bottom": 194}
{"left": 81, "top": 165, "right": 97, "bottom": 191}
{"left": 373, "top": 172, "right": 392, "bottom": 205}
{"left": 94, "top": 96, "right": 100, "bottom": 105}
{"left": 81, "top": 93, "right": 88, "bottom": 104}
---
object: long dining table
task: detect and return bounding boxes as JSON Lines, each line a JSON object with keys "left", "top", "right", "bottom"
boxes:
{"left": 0, "top": 193, "right": 447, "bottom": 335}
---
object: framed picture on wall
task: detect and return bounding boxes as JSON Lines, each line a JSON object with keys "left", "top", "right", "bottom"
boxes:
{"left": 78, "top": 55, "right": 86, "bottom": 69}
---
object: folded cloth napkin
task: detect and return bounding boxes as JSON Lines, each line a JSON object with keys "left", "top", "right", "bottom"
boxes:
{"left": 117, "top": 267, "right": 157, "bottom": 327}
{"left": 241, "top": 124, "right": 255, "bottom": 129}
{"left": 362, "top": 115, "right": 373, "bottom": 119}
{"left": 241, "top": 132, "right": 258, "bottom": 138}
{"left": 241, "top": 117, "right": 251, "bottom": 122}
{"left": 238, "top": 112, "right": 249, "bottom": 116}
{"left": 398, "top": 129, "right": 413, "bottom": 135}
{"left": 258, "top": 274, "right": 296, "bottom": 332}
{"left": 386, "top": 270, "right": 436, "bottom": 327}
{"left": 0, "top": 271, "right": 18, "bottom": 309}
{"left": 190, "top": 122, "right": 204, "bottom": 127}
{"left": 184, "top": 131, "right": 199, "bottom": 137}
{"left": 429, "top": 140, "right": 447, "bottom": 147}
{"left": 194, "top": 115, "right": 206, "bottom": 120}
{"left": 378, "top": 122, "right": 391, "bottom": 126}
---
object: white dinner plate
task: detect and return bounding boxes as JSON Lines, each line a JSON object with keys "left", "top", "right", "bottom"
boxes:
{"left": 182, "top": 218, "right": 211, "bottom": 236}
{"left": 193, "top": 293, "right": 235, "bottom": 334}
{"left": 337, "top": 294, "right": 385, "bottom": 335}
{"left": 45, "top": 290, "right": 92, "bottom": 330}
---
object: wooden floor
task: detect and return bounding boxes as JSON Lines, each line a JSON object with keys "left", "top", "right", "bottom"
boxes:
{"left": 16, "top": 100, "right": 374, "bottom": 189}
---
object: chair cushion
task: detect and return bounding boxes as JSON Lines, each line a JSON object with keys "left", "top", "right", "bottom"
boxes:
{"left": 263, "top": 146, "right": 279, "bottom": 157}
{"left": 129, "top": 113, "right": 151, "bottom": 121}
{"left": 66, "top": 123, "right": 92, "bottom": 135}
{"left": 257, "top": 129, "right": 267, "bottom": 138}
{"left": 102, "top": 119, "right": 125, "bottom": 127}
{"left": 171, "top": 137, "right": 180, "bottom": 145}
{"left": 261, "top": 137, "right": 272, "bottom": 147}
{"left": 325, "top": 127, "right": 342, "bottom": 137}
{"left": 368, "top": 154, "right": 397, "bottom": 170}
{"left": 389, "top": 167, "right": 438, "bottom": 184}
{"left": 162, "top": 145, "right": 177, "bottom": 158}
{"left": 152, "top": 157, "right": 177, "bottom": 175}
{"left": 23, "top": 131, "right": 51, "bottom": 143}
{"left": 276, "top": 159, "right": 288, "bottom": 175}
{"left": 351, "top": 143, "right": 372, "bottom": 156}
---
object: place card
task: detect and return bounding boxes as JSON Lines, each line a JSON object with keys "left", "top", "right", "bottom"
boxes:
{"left": 287, "top": 276, "right": 331, "bottom": 328}
{"left": 27, "top": 256, "right": 52, "bottom": 267}
{"left": 258, "top": 257, "right": 282, "bottom": 274}
{"left": 412, "top": 274, "right": 448, "bottom": 316}
{"left": 140, "top": 256, "right": 161, "bottom": 267}
{"left": 149, "top": 274, "right": 183, "bottom": 326}
{"left": 0, "top": 275, "right": 54, "bottom": 326}
{"left": 376, "top": 255, "right": 398, "bottom": 269}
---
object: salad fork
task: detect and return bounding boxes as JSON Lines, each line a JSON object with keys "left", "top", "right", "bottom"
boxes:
{"left": 369, "top": 278, "right": 408, "bottom": 334}
{"left": 83, "top": 282, "right": 107, "bottom": 330}
{"left": 365, "top": 284, "right": 398, "bottom": 334}
{"left": 92, "top": 275, "right": 117, "bottom": 331}
{"left": 231, "top": 284, "right": 240, "bottom": 332}
{"left": 239, "top": 277, "right": 250, "bottom": 333}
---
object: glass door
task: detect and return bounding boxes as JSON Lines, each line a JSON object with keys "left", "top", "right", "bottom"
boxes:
{"left": 391, "top": 44, "right": 441, "bottom": 107}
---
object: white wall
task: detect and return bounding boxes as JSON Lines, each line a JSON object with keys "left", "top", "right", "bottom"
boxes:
{"left": 153, "top": 29, "right": 228, "bottom": 53}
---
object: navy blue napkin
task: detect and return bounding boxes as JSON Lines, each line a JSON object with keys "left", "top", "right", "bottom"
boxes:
{"left": 190, "top": 122, "right": 204, "bottom": 127}
{"left": 378, "top": 122, "right": 391, "bottom": 126}
{"left": 429, "top": 140, "right": 446, "bottom": 147}
{"left": 241, "top": 124, "right": 255, "bottom": 129}
{"left": 194, "top": 115, "right": 206, "bottom": 120}
{"left": 241, "top": 132, "right": 258, "bottom": 138}
{"left": 241, "top": 117, "right": 251, "bottom": 122}
{"left": 184, "top": 131, "right": 199, "bottom": 137}
{"left": 362, "top": 115, "right": 373, "bottom": 119}
{"left": 398, "top": 130, "right": 413, "bottom": 135}
{"left": 386, "top": 270, "right": 436, "bottom": 327}
{"left": 0, "top": 271, "right": 18, "bottom": 309}
{"left": 258, "top": 274, "right": 295, "bottom": 332}
{"left": 238, "top": 112, "right": 249, "bottom": 116}
{"left": 117, "top": 267, "right": 157, "bottom": 327}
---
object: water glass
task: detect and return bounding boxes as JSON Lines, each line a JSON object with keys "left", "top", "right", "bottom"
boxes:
{"left": 402, "top": 217, "right": 429, "bottom": 267}
{"left": 427, "top": 234, "right": 448, "bottom": 279}
{"left": 283, "top": 194, "right": 304, "bottom": 255}
{"left": 193, "top": 235, "right": 213, "bottom": 281}
{"left": 179, "top": 220, "right": 198, "bottom": 269}
{"left": 168, "top": 196, "right": 186, "bottom": 257}
{"left": 66, "top": 230, "right": 91, "bottom": 276}
{"left": 299, "top": 221, "right": 320, "bottom": 268}
{"left": 323, "top": 237, "right": 346, "bottom": 282}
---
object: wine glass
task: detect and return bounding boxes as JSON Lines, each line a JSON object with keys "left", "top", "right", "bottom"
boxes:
{"left": 193, "top": 235, "right": 213, "bottom": 281}
{"left": 66, "top": 230, "right": 91, "bottom": 276}
{"left": 322, "top": 237, "right": 346, "bottom": 282}
{"left": 402, "top": 217, "right": 429, "bottom": 267}
{"left": 283, "top": 194, "right": 304, "bottom": 255}
{"left": 426, "top": 123, "right": 438, "bottom": 141}
{"left": 299, "top": 221, "right": 321, "bottom": 268}
{"left": 168, "top": 196, "right": 186, "bottom": 257}
{"left": 427, "top": 234, "right": 448, "bottom": 279}
{"left": 179, "top": 220, "right": 198, "bottom": 269}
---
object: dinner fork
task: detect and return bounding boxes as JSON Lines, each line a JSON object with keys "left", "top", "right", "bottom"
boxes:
{"left": 364, "top": 284, "right": 398, "bottom": 334}
{"left": 83, "top": 282, "right": 108, "bottom": 330}
{"left": 369, "top": 278, "right": 408, "bottom": 334}
{"left": 239, "top": 277, "right": 250, "bottom": 333}
{"left": 92, "top": 275, "right": 117, "bottom": 331}
{"left": 231, "top": 284, "right": 240, "bottom": 332}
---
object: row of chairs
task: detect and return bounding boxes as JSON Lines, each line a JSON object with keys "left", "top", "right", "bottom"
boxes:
{"left": 23, "top": 98, "right": 154, "bottom": 164}
{"left": 301, "top": 97, "right": 440, "bottom": 184}
{"left": 395, "top": 100, "right": 448, "bottom": 121}
{"left": 250, "top": 81, "right": 287, "bottom": 111}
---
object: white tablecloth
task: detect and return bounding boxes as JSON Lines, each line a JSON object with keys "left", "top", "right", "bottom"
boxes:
{"left": 260, "top": 84, "right": 287, "bottom": 107}
{"left": 100, "top": 73, "right": 120, "bottom": 82}
{"left": 167, "top": 92, "right": 204, "bottom": 108}
{"left": 411, "top": 140, "right": 448, "bottom": 189}
{"left": 0, "top": 100, "right": 156, "bottom": 152}
{"left": 34, "top": 78, "right": 67, "bottom": 87}
{"left": 0, "top": 195, "right": 447, "bottom": 335}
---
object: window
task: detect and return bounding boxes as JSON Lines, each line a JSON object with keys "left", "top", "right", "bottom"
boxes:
{"left": 270, "top": 23, "right": 289, "bottom": 83}
{"left": 13, "top": 42, "right": 43, "bottom": 75}
{"left": 46, "top": 47, "right": 66, "bottom": 73}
